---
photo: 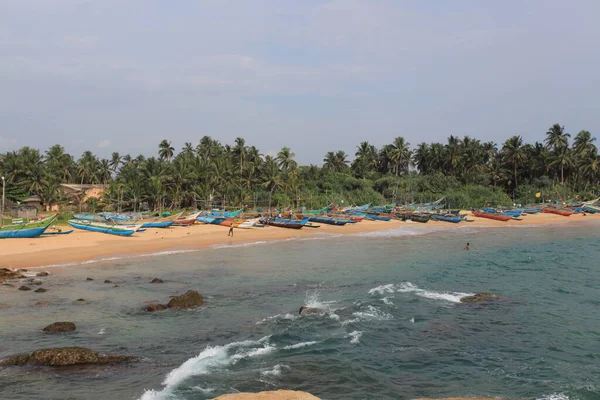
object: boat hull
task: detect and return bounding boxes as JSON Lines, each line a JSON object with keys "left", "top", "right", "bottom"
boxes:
{"left": 68, "top": 220, "right": 139, "bottom": 236}
{"left": 542, "top": 208, "right": 573, "bottom": 216}
{"left": 472, "top": 211, "right": 512, "bottom": 222}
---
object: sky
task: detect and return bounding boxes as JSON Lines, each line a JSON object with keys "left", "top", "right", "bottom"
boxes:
{"left": 1, "top": 0, "right": 599, "bottom": 165}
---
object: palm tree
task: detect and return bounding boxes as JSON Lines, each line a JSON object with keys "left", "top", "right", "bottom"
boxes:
{"left": 389, "top": 137, "right": 412, "bottom": 175}
{"left": 502, "top": 135, "right": 526, "bottom": 188}
{"left": 413, "top": 143, "right": 430, "bottom": 174}
{"left": 262, "top": 156, "right": 284, "bottom": 212}
{"left": 276, "top": 147, "right": 297, "bottom": 173}
{"left": 545, "top": 124, "right": 570, "bottom": 150}
{"left": 573, "top": 130, "right": 597, "bottom": 157}
{"left": 158, "top": 139, "right": 175, "bottom": 162}
{"left": 110, "top": 152, "right": 122, "bottom": 173}
{"left": 548, "top": 146, "right": 573, "bottom": 185}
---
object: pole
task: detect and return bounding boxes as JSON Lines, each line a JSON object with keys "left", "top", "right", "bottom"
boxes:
{"left": 1, "top": 176, "right": 5, "bottom": 227}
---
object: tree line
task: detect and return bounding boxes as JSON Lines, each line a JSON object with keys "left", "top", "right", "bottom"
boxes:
{"left": 0, "top": 123, "right": 598, "bottom": 211}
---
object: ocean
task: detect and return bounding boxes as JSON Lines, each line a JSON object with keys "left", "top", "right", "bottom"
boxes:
{"left": 1, "top": 222, "right": 599, "bottom": 400}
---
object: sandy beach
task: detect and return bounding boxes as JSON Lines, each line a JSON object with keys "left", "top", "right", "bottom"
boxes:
{"left": 1, "top": 211, "right": 597, "bottom": 270}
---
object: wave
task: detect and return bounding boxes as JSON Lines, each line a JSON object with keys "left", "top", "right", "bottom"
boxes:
{"left": 348, "top": 330, "right": 362, "bottom": 344}
{"left": 139, "top": 335, "right": 272, "bottom": 399}
{"left": 536, "top": 394, "right": 570, "bottom": 400}
{"left": 212, "top": 241, "right": 268, "bottom": 249}
{"left": 255, "top": 313, "right": 298, "bottom": 325}
{"left": 261, "top": 364, "right": 289, "bottom": 377}
{"left": 352, "top": 226, "right": 449, "bottom": 238}
{"left": 32, "top": 249, "right": 198, "bottom": 269}
{"left": 283, "top": 341, "right": 318, "bottom": 350}
{"left": 369, "top": 282, "right": 473, "bottom": 303}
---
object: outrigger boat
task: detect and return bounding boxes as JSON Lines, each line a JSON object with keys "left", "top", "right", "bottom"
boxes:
{"left": 0, "top": 214, "right": 58, "bottom": 239}
{"left": 472, "top": 210, "right": 512, "bottom": 222}
{"left": 262, "top": 217, "right": 309, "bottom": 229}
{"left": 542, "top": 207, "right": 574, "bottom": 217}
{"left": 68, "top": 219, "right": 142, "bottom": 236}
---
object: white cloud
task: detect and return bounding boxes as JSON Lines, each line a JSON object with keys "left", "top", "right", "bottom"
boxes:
{"left": 96, "top": 139, "right": 111, "bottom": 149}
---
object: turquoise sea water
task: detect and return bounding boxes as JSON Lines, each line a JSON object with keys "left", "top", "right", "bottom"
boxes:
{"left": 1, "top": 222, "right": 599, "bottom": 400}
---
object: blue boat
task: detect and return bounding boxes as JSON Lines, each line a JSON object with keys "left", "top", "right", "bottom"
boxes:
{"left": 68, "top": 220, "right": 140, "bottom": 236}
{"left": 263, "top": 217, "right": 309, "bottom": 229}
{"left": 308, "top": 216, "right": 348, "bottom": 226}
{"left": 0, "top": 214, "right": 58, "bottom": 239}
{"left": 197, "top": 215, "right": 227, "bottom": 225}
{"left": 431, "top": 214, "right": 462, "bottom": 223}
{"left": 364, "top": 214, "right": 392, "bottom": 221}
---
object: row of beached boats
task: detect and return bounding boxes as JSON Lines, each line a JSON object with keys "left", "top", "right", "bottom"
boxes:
{"left": 2, "top": 197, "right": 598, "bottom": 238}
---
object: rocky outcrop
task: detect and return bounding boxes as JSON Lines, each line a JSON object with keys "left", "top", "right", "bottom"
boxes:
{"left": 36, "top": 271, "right": 49, "bottom": 277}
{"left": 104, "top": 280, "right": 112, "bottom": 284}
{"left": 167, "top": 290, "right": 204, "bottom": 309}
{"left": 18, "top": 286, "right": 32, "bottom": 291}
{"left": 214, "top": 390, "right": 320, "bottom": 400}
{"left": 0, "top": 268, "right": 25, "bottom": 283}
{"left": 145, "top": 303, "right": 167, "bottom": 312}
{"left": 42, "top": 322, "right": 76, "bottom": 333}
{"left": 86, "top": 277, "right": 94, "bottom": 281}
{"left": 34, "top": 288, "right": 47, "bottom": 293}
{"left": 299, "top": 306, "right": 324, "bottom": 315}
{"left": 150, "top": 278, "right": 164, "bottom": 283}
{"left": 460, "top": 292, "right": 501, "bottom": 304}
{"left": 0, "top": 347, "right": 134, "bottom": 367}
{"left": 75, "top": 298, "right": 86, "bottom": 302}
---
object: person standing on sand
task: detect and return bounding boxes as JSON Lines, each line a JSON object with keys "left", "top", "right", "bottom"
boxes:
{"left": 464, "top": 242, "right": 470, "bottom": 250}
{"left": 228, "top": 225, "right": 234, "bottom": 237}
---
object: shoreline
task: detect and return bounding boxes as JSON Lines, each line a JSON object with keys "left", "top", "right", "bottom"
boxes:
{"left": 2, "top": 211, "right": 598, "bottom": 270}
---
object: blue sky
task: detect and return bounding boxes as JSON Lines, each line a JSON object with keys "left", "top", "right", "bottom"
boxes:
{"left": 1, "top": 0, "right": 598, "bottom": 164}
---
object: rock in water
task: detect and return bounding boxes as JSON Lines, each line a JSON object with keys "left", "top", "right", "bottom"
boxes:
{"left": 150, "top": 278, "right": 164, "bottom": 283}
{"left": 18, "top": 286, "right": 32, "bottom": 291}
{"left": 167, "top": 290, "right": 204, "bottom": 309}
{"left": 42, "top": 322, "right": 76, "bottom": 333}
{"left": 75, "top": 298, "right": 85, "bottom": 302}
{"left": 145, "top": 304, "right": 167, "bottom": 312}
{"left": 86, "top": 277, "right": 94, "bottom": 281}
{"left": 214, "top": 391, "right": 320, "bottom": 400}
{"left": 36, "top": 271, "right": 50, "bottom": 277}
{"left": 0, "top": 347, "right": 134, "bottom": 367}
{"left": 34, "top": 288, "right": 47, "bottom": 293}
{"left": 104, "top": 280, "right": 112, "bottom": 284}
{"left": 460, "top": 292, "right": 500, "bottom": 303}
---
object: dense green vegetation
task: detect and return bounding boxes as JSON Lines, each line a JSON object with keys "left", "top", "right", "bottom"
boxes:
{"left": 0, "top": 124, "right": 598, "bottom": 211}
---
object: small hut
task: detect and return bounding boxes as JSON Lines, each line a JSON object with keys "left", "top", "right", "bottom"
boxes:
{"left": 11, "top": 205, "right": 38, "bottom": 219}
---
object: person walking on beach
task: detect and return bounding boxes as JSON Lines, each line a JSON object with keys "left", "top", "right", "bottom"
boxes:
{"left": 228, "top": 225, "right": 234, "bottom": 237}
{"left": 464, "top": 242, "right": 470, "bottom": 251}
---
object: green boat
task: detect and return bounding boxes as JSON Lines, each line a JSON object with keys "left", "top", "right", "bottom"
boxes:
{"left": 396, "top": 212, "right": 431, "bottom": 223}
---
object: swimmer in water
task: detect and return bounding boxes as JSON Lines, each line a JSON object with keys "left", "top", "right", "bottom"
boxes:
{"left": 464, "top": 242, "right": 470, "bottom": 250}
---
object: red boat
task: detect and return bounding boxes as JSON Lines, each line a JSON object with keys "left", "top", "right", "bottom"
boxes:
{"left": 542, "top": 207, "right": 573, "bottom": 216}
{"left": 472, "top": 210, "right": 512, "bottom": 222}
{"left": 172, "top": 212, "right": 201, "bottom": 226}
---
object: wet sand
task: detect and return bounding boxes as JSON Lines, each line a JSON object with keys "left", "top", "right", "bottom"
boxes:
{"left": 1, "top": 211, "right": 596, "bottom": 269}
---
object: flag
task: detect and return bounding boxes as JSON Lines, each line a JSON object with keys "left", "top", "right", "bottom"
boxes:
{"left": 535, "top": 192, "right": 541, "bottom": 198}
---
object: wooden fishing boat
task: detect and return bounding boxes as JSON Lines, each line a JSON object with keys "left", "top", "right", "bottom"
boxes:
{"left": 396, "top": 212, "right": 430, "bottom": 223}
{"left": 0, "top": 214, "right": 58, "bottom": 239}
{"left": 263, "top": 217, "right": 309, "bottom": 229}
{"left": 307, "top": 216, "right": 348, "bottom": 226}
{"left": 232, "top": 218, "right": 261, "bottom": 229}
{"left": 472, "top": 210, "right": 512, "bottom": 222}
{"left": 542, "top": 207, "right": 573, "bottom": 216}
{"left": 364, "top": 213, "right": 392, "bottom": 221}
{"left": 42, "top": 227, "right": 74, "bottom": 235}
{"left": 68, "top": 219, "right": 141, "bottom": 236}
{"left": 430, "top": 214, "right": 462, "bottom": 223}
{"left": 173, "top": 211, "right": 201, "bottom": 226}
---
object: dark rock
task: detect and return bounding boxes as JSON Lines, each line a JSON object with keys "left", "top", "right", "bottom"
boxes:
{"left": 17, "top": 268, "right": 28, "bottom": 273}
{"left": 33, "top": 301, "right": 51, "bottom": 307}
{"left": 0, "top": 347, "right": 134, "bottom": 367}
{"left": 34, "top": 288, "right": 47, "bottom": 293}
{"left": 86, "top": 277, "right": 94, "bottom": 281}
{"left": 150, "top": 278, "right": 164, "bottom": 283}
{"left": 0, "top": 268, "right": 24, "bottom": 282}
{"left": 167, "top": 290, "right": 204, "bottom": 309}
{"left": 104, "top": 280, "right": 112, "bottom": 284}
{"left": 36, "top": 272, "right": 50, "bottom": 277}
{"left": 32, "top": 280, "right": 43, "bottom": 286}
{"left": 43, "top": 322, "right": 76, "bottom": 333}
{"left": 76, "top": 298, "right": 85, "bottom": 302}
{"left": 299, "top": 306, "right": 324, "bottom": 315}
{"left": 2, "top": 283, "right": 15, "bottom": 287}
{"left": 460, "top": 292, "right": 501, "bottom": 304}
{"left": 113, "top": 284, "right": 119, "bottom": 287}
{"left": 18, "top": 286, "right": 32, "bottom": 291}
{"left": 146, "top": 303, "right": 167, "bottom": 312}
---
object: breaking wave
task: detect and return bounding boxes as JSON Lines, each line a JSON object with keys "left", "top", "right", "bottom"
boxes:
{"left": 369, "top": 282, "right": 473, "bottom": 303}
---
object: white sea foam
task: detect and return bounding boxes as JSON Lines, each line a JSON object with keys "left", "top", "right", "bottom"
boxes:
{"left": 369, "top": 282, "right": 473, "bottom": 303}
{"left": 536, "top": 394, "right": 570, "bottom": 400}
{"left": 33, "top": 249, "right": 198, "bottom": 269}
{"left": 409, "top": 317, "right": 415, "bottom": 323}
{"left": 353, "top": 226, "right": 448, "bottom": 238}
{"left": 261, "top": 364, "right": 289, "bottom": 377}
{"left": 212, "top": 241, "right": 268, "bottom": 249}
{"left": 139, "top": 335, "right": 273, "bottom": 400}
{"left": 191, "top": 386, "right": 215, "bottom": 394}
{"left": 346, "top": 305, "right": 393, "bottom": 325}
{"left": 348, "top": 330, "right": 362, "bottom": 344}
{"left": 381, "top": 296, "right": 394, "bottom": 305}
{"left": 98, "top": 328, "right": 106, "bottom": 335}
{"left": 283, "top": 341, "right": 317, "bottom": 350}
{"left": 255, "top": 313, "right": 297, "bottom": 325}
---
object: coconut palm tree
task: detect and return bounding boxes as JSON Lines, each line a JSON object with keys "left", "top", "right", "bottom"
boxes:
{"left": 110, "top": 152, "right": 122, "bottom": 173}
{"left": 158, "top": 139, "right": 175, "bottom": 162}
{"left": 502, "top": 135, "right": 526, "bottom": 188}
{"left": 545, "top": 124, "right": 570, "bottom": 150}
{"left": 276, "top": 147, "right": 297, "bottom": 173}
